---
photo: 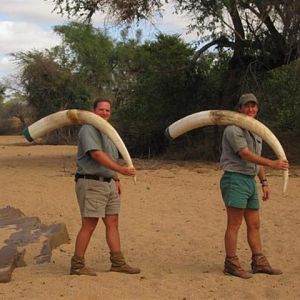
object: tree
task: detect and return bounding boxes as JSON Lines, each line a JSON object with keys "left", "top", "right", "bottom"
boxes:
{"left": 0, "top": 83, "right": 32, "bottom": 133}
{"left": 13, "top": 22, "right": 141, "bottom": 121}
{"left": 259, "top": 61, "right": 300, "bottom": 133}
{"left": 3, "top": 93, "right": 31, "bottom": 129}
{"left": 54, "top": 22, "right": 115, "bottom": 96}
{"left": 13, "top": 48, "right": 90, "bottom": 119}
{"left": 50, "top": 0, "right": 300, "bottom": 108}
{"left": 115, "top": 34, "right": 227, "bottom": 156}
{"left": 0, "top": 82, "right": 7, "bottom": 129}
{"left": 50, "top": 0, "right": 162, "bottom": 23}
{"left": 0, "top": 82, "right": 5, "bottom": 103}
{"left": 110, "top": 28, "right": 144, "bottom": 109}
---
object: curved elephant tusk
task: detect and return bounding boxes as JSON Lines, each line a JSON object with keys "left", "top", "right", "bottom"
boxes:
{"left": 23, "top": 109, "right": 135, "bottom": 172}
{"left": 165, "top": 110, "right": 288, "bottom": 193}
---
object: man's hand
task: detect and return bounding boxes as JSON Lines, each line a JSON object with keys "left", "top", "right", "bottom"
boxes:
{"left": 269, "top": 159, "right": 289, "bottom": 170}
{"left": 115, "top": 180, "right": 121, "bottom": 195}
{"left": 262, "top": 185, "right": 270, "bottom": 201}
{"left": 114, "top": 167, "right": 136, "bottom": 194}
{"left": 119, "top": 166, "right": 136, "bottom": 176}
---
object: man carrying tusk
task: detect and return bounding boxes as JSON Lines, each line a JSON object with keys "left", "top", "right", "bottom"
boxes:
{"left": 70, "top": 98, "right": 140, "bottom": 276}
{"left": 220, "top": 93, "right": 289, "bottom": 279}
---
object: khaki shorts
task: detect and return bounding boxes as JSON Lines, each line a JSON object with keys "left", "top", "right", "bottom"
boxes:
{"left": 75, "top": 178, "right": 120, "bottom": 218}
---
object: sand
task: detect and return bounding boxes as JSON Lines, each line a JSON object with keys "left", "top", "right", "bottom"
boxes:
{"left": 0, "top": 135, "right": 300, "bottom": 300}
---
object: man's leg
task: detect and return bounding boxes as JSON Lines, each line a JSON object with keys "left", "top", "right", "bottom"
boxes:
{"left": 75, "top": 217, "right": 99, "bottom": 257}
{"left": 225, "top": 207, "right": 244, "bottom": 257}
{"left": 102, "top": 214, "right": 121, "bottom": 252}
{"left": 224, "top": 207, "right": 252, "bottom": 279}
{"left": 244, "top": 209, "right": 262, "bottom": 255}
{"left": 244, "top": 209, "right": 282, "bottom": 275}
{"left": 70, "top": 217, "right": 98, "bottom": 276}
{"left": 103, "top": 214, "right": 140, "bottom": 274}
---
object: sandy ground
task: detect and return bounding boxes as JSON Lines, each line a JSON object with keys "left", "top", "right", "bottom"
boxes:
{"left": 0, "top": 135, "right": 300, "bottom": 300}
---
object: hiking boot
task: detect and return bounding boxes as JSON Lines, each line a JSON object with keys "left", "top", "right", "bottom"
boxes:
{"left": 251, "top": 254, "right": 282, "bottom": 275}
{"left": 224, "top": 256, "right": 252, "bottom": 279}
{"left": 70, "top": 255, "right": 97, "bottom": 276}
{"left": 110, "top": 252, "right": 140, "bottom": 274}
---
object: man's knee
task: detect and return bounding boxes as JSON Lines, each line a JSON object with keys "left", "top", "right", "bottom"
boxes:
{"left": 245, "top": 209, "right": 260, "bottom": 230}
{"left": 226, "top": 207, "right": 244, "bottom": 230}
{"left": 103, "top": 214, "right": 119, "bottom": 228}
{"left": 227, "top": 220, "right": 242, "bottom": 232}
{"left": 247, "top": 220, "right": 260, "bottom": 231}
{"left": 81, "top": 217, "right": 98, "bottom": 233}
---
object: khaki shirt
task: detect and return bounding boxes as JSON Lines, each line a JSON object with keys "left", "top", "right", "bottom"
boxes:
{"left": 220, "top": 125, "right": 262, "bottom": 176}
{"left": 76, "top": 124, "right": 118, "bottom": 177}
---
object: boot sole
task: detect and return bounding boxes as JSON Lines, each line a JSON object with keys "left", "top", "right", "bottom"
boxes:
{"left": 252, "top": 270, "right": 282, "bottom": 275}
{"left": 224, "top": 270, "right": 252, "bottom": 279}
{"left": 70, "top": 270, "right": 97, "bottom": 276}
{"left": 110, "top": 268, "right": 140, "bottom": 274}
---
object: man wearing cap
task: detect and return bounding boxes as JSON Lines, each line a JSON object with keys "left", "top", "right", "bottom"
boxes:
{"left": 220, "top": 93, "right": 289, "bottom": 279}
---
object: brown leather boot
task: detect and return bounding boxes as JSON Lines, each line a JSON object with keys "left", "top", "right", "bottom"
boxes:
{"left": 251, "top": 254, "right": 282, "bottom": 275}
{"left": 224, "top": 256, "right": 253, "bottom": 279}
{"left": 110, "top": 252, "right": 140, "bottom": 274}
{"left": 70, "top": 255, "right": 97, "bottom": 276}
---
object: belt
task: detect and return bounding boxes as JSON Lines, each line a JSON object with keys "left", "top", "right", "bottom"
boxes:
{"left": 75, "top": 174, "right": 112, "bottom": 182}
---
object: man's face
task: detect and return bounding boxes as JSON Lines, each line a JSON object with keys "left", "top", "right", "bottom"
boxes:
{"left": 239, "top": 101, "right": 258, "bottom": 118}
{"left": 93, "top": 101, "right": 111, "bottom": 121}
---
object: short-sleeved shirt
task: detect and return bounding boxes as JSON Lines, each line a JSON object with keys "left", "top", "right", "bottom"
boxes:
{"left": 220, "top": 125, "right": 262, "bottom": 176}
{"left": 76, "top": 124, "right": 119, "bottom": 178}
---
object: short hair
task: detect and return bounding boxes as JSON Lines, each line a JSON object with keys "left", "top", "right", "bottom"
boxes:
{"left": 93, "top": 98, "right": 112, "bottom": 109}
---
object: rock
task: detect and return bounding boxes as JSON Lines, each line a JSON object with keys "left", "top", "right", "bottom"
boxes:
{"left": 0, "top": 206, "right": 70, "bottom": 283}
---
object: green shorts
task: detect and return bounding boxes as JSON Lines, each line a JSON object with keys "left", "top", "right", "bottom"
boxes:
{"left": 75, "top": 178, "right": 120, "bottom": 218}
{"left": 220, "top": 172, "right": 259, "bottom": 209}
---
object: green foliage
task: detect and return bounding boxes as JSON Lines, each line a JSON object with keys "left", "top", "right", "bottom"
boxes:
{"left": 115, "top": 34, "right": 192, "bottom": 155}
{"left": 0, "top": 82, "right": 5, "bottom": 103}
{"left": 13, "top": 49, "right": 90, "bottom": 119}
{"left": 115, "top": 34, "right": 228, "bottom": 155}
{"left": 54, "top": 22, "right": 115, "bottom": 95}
{"left": 12, "top": 22, "right": 118, "bottom": 124}
{"left": 259, "top": 62, "right": 300, "bottom": 133}
{"left": 50, "top": 0, "right": 162, "bottom": 22}
{"left": 50, "top": 0, "right": 300, "bottom": 61}
{"left": 2, "top": 92, "right": 32, "bottom": 128}
{"left": 109, "top": 28, "right": 143, "bottom": 109}
{"left": 0, "top": 82, "right": 6, "bottom": 118}
{"left": 11, "top": 17, "right": 300, "bottom": 157}
{"left": 0, "top": 86, "right": 32, "bottom": 134}
{"left": 48, "top": 0, "right": 300, "bottom": 113}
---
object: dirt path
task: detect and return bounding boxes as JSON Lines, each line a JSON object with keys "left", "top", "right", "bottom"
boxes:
{"left": 0, "top": 135, "right": 300, "bottom": 299}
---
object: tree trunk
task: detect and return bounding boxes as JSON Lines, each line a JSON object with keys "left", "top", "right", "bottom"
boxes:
{"left": 16, "top": 116, "right": 26, "bottom": 129}
{"left": 212, "top": 57, "right": 246, "bottom": 159}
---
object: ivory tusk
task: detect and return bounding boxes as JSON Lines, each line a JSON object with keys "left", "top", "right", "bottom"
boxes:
{"left": 23, "top": 109, "right": 135, "bottom": 175}
{"left": 165, "top": 110, "right": 288, "bottom": 193}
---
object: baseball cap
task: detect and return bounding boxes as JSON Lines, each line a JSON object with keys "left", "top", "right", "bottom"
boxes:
{"left": 238, "top": 93, "right": 259, "bottom": 107}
